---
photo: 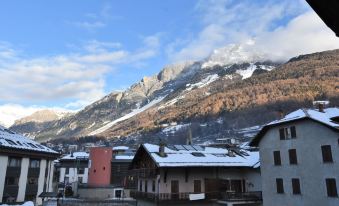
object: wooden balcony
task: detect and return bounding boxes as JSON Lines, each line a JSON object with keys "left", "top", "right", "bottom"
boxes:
{"left": 130, "top": 190, "right": 262, "bottom": 202}
{"left": 129, "top": 168, "right": 158, "bottom": 178}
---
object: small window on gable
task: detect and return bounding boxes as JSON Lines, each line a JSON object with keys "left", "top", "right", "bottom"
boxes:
{"left": 321, "top": 145, "right": 333, "bottom": 163}
{"left": 279, "top": 126, "right": 297, "bottom": 140}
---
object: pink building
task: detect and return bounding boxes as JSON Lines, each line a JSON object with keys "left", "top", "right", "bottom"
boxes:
{"left": 88, "top": 147, "right": 112, "bottom": 186}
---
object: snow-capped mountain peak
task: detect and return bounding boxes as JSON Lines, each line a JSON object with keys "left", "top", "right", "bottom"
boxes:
{"left": 202, "top": 40, "right": 264, "bottom": 68}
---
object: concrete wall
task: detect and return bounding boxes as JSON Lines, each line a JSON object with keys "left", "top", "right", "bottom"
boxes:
{"left": 259, "top": 120, "right": 339, "bottom": 206}
{"left": 17, "top": 158, "right": 29, "bottom": 202}
{"left": 36, "top": 159, "right": 47, "bottom": 205}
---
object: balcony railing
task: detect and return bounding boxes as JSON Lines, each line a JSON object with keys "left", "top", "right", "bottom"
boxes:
{"left": 129, "top": 168, "right": 158, "bottom": 178}
{"left": 130, "top": 190, "right": 262, "bottom": 202}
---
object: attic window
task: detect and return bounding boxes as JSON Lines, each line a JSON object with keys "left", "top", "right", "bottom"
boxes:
{"left": 16, "top": 141, "right": 23, "bottom": 146}
{"left": 191, "top": 152, "right": 205, "bottom": 157}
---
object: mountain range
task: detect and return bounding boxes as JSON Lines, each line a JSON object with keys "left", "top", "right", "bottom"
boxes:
{"left": 10, "top": 44, "right": 339, "bottom": 144}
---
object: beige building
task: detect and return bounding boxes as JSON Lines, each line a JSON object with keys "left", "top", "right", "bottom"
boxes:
{"left": 130, "top": 143, "right": 262, "bottom": 206}
{"left": 0, "top": 126, "right": 59, "bottom": 205}
{"left": 250, "top": 107, "right": 339, "bottom": 206}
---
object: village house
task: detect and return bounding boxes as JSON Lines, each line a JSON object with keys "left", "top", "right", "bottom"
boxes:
{"left": 250, "top": 105, "right": 339, "bottom": 206}
{"left": 54, "top": 151, "right": 89, "bottom": 195}
{"left": 0, "top": 126, "right": 59, "bottom": 205}
{"left": 53, "top": 146, "right": 136, "bottom": 200}
{"left": 130, "top": 143, "right": 262, "bottom": 206}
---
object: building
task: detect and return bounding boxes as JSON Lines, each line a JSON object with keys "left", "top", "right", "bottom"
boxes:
{"left": 0, "top": 126, "right": 59, "bottom": 205}
{"left": 250, "top": 107, "right": 339, "bottom": 206}
{"left": 55, "top": 152, "right": 89, "bottom": 195}
{"left": 71, "top": 146, "right": 136, "bottom": 199}
{"left": 130, "top": 143, "right": 262, "bottom": 206}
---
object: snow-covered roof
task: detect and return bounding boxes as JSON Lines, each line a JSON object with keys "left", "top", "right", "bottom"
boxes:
{"left": 113, "top": 146, "right": 129, "bottom": 150}
{"left": 141, "top": 143, "right": 259, "bottom": 168}
{"left": 268, "top": 108, "right": 339, "bottom": 128}
{"left": 61, "top": 152, "right": 89, "bottom": 160}
{"left": 250, "top": 107, "right": 339, "bottom": 146}
{"left": 114, "top": 155, "right": 134, "bottom": 160}
{"left": 0, "top": 126, "right": 58, "bottom": 154}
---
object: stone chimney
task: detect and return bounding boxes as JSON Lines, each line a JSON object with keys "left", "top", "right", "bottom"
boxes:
{"left": 227, "top": 149, "right": 236, "bottom": 157}
{"left": 159, "top": 141, "right": 166, "bottom": 157}
{"left": 186, "top": 128, "right": 193, "bottom": 145}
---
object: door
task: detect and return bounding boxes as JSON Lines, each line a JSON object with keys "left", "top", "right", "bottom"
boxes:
{"left": 171, "top": 180, "right": 179, "bottom": 199}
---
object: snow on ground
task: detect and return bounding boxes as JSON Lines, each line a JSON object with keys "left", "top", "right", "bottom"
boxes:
{"left": 186, "top": 74, "right": 219, "bottom": 91}
{"left": 0, "top": 201, "right": 34, "bottom": 206}
{"left": 162, "top": 123, "right": 190, "bottom": 134}
{"left": 89, "top": 96, "right": 166, "bottom": 135}
{"left": 158, "top": 95, "right": 185, "bottom": 109}
{"left": 236, "top": 64, "right": 274, "bottom": 79}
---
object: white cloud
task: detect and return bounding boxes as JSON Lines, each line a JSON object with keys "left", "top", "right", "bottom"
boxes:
{"left": 0, "top": 35, "right": 161, "bottom": 115}
{"left": 255, "top": 11, "right": 339, "bottom": 61}
{"left": 0, "top": 104, "right": 74, "bottom": 127}
{"left": 167, "top": 0, "right": 338, "bottom": 62}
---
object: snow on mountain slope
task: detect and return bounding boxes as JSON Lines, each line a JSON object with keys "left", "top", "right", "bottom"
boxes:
{"left": 89, "top": 96, "right": 166, "bottom": 135}
{"left": 186, "top": 74, "right": 219, "bottom": 91}
{"left": 236, "top": 64, "right": 275, "bottom": 79}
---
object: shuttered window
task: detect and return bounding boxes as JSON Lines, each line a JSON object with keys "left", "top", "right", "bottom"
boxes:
{"left": 290, "top": 126, "right": 296, "bottom": 138}
{"left": 276, "top": 178, "right": 284, "bottom": 194}
{"left": 289, "top": 149, "right": 298, "bottom": 165}
{"left": 279, "top": 128, "right": 285, "bottom": 140}
{"left": 273, "top": 151, "right": 281, "bottom": 166}
{"left": 292, "top": 178, "right": 301, "bottom": 194}
{"left": 325, "top": 178, "right": 338, "bottom": 197}
{"left": 321, "top": 145, "right": 333, "bottom": 163}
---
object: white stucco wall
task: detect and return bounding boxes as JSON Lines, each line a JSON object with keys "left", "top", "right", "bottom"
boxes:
{"left": 36, "top": 159, "right": 46, "bottom": 205}
{"left": 17, "top": 158, "right": 29, "bottom": 202}
{"left": 0, "top": 155, "right": 8, "bottom": 201}
{"left": 259, "top": 120, "right": 339, "bottom": 206}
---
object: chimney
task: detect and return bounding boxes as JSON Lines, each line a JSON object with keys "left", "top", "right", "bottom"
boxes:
{"left": 277, "top": 109, "right": 284, "bottom": 119}
{"left": 313, "top": 101, "right": 329, "bottom": 113}
{"left": 159, "top": 142, "right": 166, "bottom": 157}
{"left": 227, "top": 149, "right": 236, "bottom": 157}
{"left": 186, "top": 128, "right": 193, "bottom": 145}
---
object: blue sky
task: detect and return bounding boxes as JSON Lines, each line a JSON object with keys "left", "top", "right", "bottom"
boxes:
{"left": 0, "top": 0, "right": 339, "bottom": 126}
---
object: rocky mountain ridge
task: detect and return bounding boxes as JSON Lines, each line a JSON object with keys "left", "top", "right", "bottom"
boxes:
{"left": 10, "top": 46, "right": 339, "bottom": 143}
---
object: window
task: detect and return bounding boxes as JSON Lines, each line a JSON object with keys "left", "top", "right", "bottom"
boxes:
{"left": 321, "top": 145, "right": 333, "bottom": 163}
{"left": 152, "top": 180, "right": 155, "bottom": 192}
{"left": 78, "top": 168, "right": 84, "bottom": 174}
{"left": 279, "top": 126, "right": 297, "bottom": 140}
{"left": 289, "top": 149, "right": 298, "bottom": 165}
{"left": 276, "top": 178, "right": 284, "bottom": 194}
{"left": 273, "top": 151, "right": 281, "bottom": 165}
{"left": 5, "top": 177, "right": 19, "bottom": 186}
{"left": 145, "top": 180, "right": 148, "bottom": 192}
{"left": 29, "top": 159, "right": 40, "bottom": 168}
{"left": 325, "top": 178, "right": 338, "bottom": 197}
{"left": 194, "top": 180, "right": 201, "bottom": 193}
{"left": 27, "top": 177, "right": 38, "bottom": 185}
{"left": 139, "top": 180, "right": 142, "bottom": 191}
{"left": 8, "top": 157, "right": 21, "bottom": 167}
{"left": 78, "top": 177, "right": 83, "bottom": 183}
{"left": 292, "top": 178, "right": 301, "bottom": 194}
{"left": 65, "top": 167, "right": 69, "bottom": 174}
{"left": 290, "top": 126, "right": 297, "bottom": 138}
{"left": 164, "top": 170, "right": 167, "bottom": 183}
